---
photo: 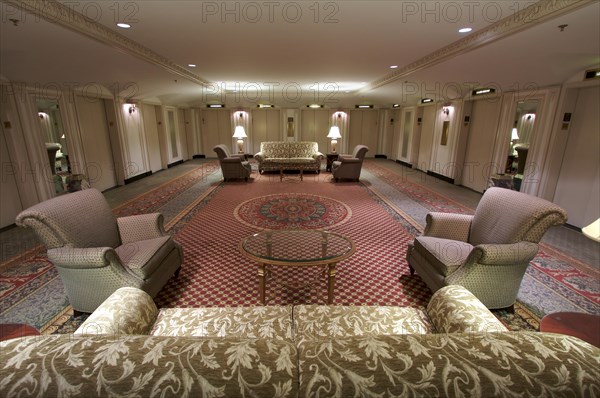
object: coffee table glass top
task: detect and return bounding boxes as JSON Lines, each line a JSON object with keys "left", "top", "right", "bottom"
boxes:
{"left": 241, "top": 229, "right": 354, "bottom": 264}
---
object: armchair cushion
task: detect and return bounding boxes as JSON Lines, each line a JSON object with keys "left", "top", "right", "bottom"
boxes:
{"left": 115, "top": 236, "right": 174, "bottom": 279}
{"left": 414, "top": 237, "right": 473, "bottom": 276}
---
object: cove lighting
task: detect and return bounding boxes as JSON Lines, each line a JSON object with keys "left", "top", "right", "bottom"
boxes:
{"left": 355, "top": 105, "right": 373, "bottom": 109}
{"left": 458, "top": 27, "right": 472, "bottom": 33}
{"left": 207, "top": 104, "right": 224, "bottom": 108}
{"left": 116, "top": 23, "right": 131, "bottom": 29}
{"left": 472, "top": 88, "right": 496, "bottom": 96}
{"left": 188, "top": 64, "right": 197, "bottom": 68}
{"left": 392, "top": 104, "right": 400, "bottom": 108}
{"left": 307, "top": 104, "right": 323, "bottom": 108}
{"left": 390, "top": 65, "right": 398, "bottom": 69}
{"left": 421, "top": 98, "right": 434, "bottom": 104}
{"left": 257, "top": 104, "right": 274, "bottom": 108}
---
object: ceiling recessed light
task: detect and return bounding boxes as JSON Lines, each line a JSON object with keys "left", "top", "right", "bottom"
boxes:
{"left": 116, "top": 23, "right": 131, "bottom": 29}
{"left": 390, "top": 65, "right": 398, "bottom": 69}
{"left": 458, "top": 27, "right": 472, "bottom": 33}
{"left": 188, "top": 64, "right": 197, "bottom": 68}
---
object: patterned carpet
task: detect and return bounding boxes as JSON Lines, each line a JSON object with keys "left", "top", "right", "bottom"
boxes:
{"left": 1, "top": 159, "right": 598, "bottom": 334}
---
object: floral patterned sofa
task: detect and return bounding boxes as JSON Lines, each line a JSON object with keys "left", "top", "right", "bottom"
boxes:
{"left": 1, "top": 286, "right": 598, "bottom": 397}
{"left": 254, "top": 141, "right": 324, "bottom": 174}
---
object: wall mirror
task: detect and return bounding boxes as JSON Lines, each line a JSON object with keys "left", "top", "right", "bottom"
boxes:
{"left": 36, "top": 99, "right": 70, "bottom": 193}
{"left": 506, "top": 99, "right": 539, "bottom": 191}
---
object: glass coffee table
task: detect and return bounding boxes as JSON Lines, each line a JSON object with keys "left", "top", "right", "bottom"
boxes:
{"left": 240, "top": 229, "right": 355, "bottom": 304}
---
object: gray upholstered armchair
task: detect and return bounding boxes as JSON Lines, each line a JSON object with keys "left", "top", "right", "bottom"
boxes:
{"left": 332, "top": 145, "right": 369, "bottom": 182}
{"left": 15, "top": 189, "right": 183, "bottom": 313}
{"left": 406, "top": 187, "right": 567, "bottom": 310}
{"left": 213, "top": 144, "right": 252, "bottom": 182}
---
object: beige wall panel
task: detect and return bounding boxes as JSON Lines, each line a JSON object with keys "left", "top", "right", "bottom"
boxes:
{"left": 460, "top": 99, "right": 502, "bottom": 192}
{"left": 417, "top": 106, "right": 436, "bottom": 172}
{"left": 348, "top": 110, "right": 363, "bottom": 152}
{"left": 0, "top": 124, "right": 23, "bottom": 228}
{"left": 75, "top": 97, "right": 116, "bottom": 191}
{"left": 553, "top": 86, "right": 600, "bottom": 228}
{"left": 141, "top": 104, "right": 162, "bottom": 173}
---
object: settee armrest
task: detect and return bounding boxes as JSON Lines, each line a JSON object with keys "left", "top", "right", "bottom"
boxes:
{"left": 118, "top": 213, "right": 165, "bottom": 244}
{"left": 313, "top": 151, "right": 324, "bottom": 161}
{"left": 423, "top": 212, "right": 473, "bottom": 241}
{"left": 48, "top": 246, "right": 123, "bottom": 269}
{"left": 74, "top": 287, "right": 158, "bottom": 335}
{"left": 426, "top": 285, "right": 508, "bottom": 333}
{"left": 254, "top": 151, "right": 265, "bottom": 162}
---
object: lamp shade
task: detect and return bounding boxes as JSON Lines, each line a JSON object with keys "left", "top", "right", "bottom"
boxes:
{"left": 511, "top": 128, "right": 519, "bottom": 140}
{"left": 233, "top": 126, "right": 247, "bottom": 139}
{"left": 327, "top": 126, "right": 341, "bottom": 139}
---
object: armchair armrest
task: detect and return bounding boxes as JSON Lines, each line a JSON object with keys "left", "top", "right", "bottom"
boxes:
{"left": 423, "top": 212, "right": 473, "bottom": 241}
{"left": 74, "top": 287, "right": 158, "bottom": 336}
{"left": 48, "top": 246, "right": 122, "bottom": 269}
{"left": 339, "top": 157, "right": 360, "bottom": 164}
{"left": 118, "top": 213, "right": 165, "bottom": 244}
{"left": 468, "top": 242, "right": 539, "bottom": 265}
{"left": 338, "top": 154, "right": 353, "bottom": 160}
{"left": 221, "top": 157, "right": 244, "bottom": 164}
{"left": 254, "top": 151, "right": 265, "bottom": 162}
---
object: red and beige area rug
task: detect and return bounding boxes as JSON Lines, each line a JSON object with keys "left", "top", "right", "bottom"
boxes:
{"left": 156, "top": 175, "right": 430, "bottom": 309}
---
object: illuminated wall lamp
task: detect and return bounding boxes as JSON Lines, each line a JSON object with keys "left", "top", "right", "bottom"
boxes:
{"left": 128, "top": 104, "right": 136, "bottom": 114}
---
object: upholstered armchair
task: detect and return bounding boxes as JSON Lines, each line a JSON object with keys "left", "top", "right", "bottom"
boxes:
{"left": 406, "top": 187, "right": 568, "bottom": 310}
{"left": 213, "top": 144, "right": 252, "bottom": 182}
{"left": 15, "top": 189, "right": 183, "bottom": 313}
{"left": 332, "top": 145, "right": 369, "bottom": 182}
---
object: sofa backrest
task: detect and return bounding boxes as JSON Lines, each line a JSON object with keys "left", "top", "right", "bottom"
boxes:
{"left": 470, "top": 187, "right": 568, "bottom": 245}
{"left": 15, "top": 188, "right": 120, "bottom": 249}
{"left": 259, "top": 141, "right": 320, "bottom": 158}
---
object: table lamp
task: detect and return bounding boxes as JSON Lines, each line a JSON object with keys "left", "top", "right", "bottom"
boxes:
{"left": 233, "top": 126, "right": 247, "bottom": 153}
{"left": 327, "top": 126, "right": 342, "bottom": 153}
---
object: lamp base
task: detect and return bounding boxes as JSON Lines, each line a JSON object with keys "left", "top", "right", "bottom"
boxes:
{"left": 237, "top": 139, "right": 244, "bottom": 154}
{"left": 331, "top": 139, "right": 337, "bottom": 153}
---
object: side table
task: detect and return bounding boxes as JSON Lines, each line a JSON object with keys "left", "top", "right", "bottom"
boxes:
{"left": 540, "top": 312, "right": 600, "bottom": 347}
{"left": 0, "top": 323, "right": 40, "bottom": 342}
{"left": 326, "top": 153, "right": 339, "bottom": 172}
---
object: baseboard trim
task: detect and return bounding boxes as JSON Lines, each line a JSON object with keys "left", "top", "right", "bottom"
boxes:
{"left": 426, "top": 170, "right": 455, "bottom": 184}
{"left": 193, "top": 154, "right": 206, "bottom": 159}
{"left": 124, "top": 171, "right": 152, "bottom": 185}
{"left": 374, "top": 154, "right": 387, "bottom": 159}
{"left": 395, "top": 159, "right": 413, "bottom": 168}
{"left": 168, "top": 160, "right": 184, "bottom": 168}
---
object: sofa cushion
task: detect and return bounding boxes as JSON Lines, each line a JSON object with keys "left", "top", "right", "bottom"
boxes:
{"left": 0, "top": 335, "right": 298, "bottom": 398}
{"left": 293, "top": 305, "right": 432, "bottom": 347}
{"left": 414, "top": 236, "right": 473, "bottom": 276}
{"left": 151, "top": 306, "right": 293, "bottom": 339}
{"left": 426, "top": 285, "right": 508, "bottom": 333}
{"left": 298, "top": 332, "right": 600, "bottom": 397}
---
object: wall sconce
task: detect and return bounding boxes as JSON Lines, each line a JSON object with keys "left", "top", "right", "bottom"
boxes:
{"left": 128, "top": 104, "right": 136, "bottom": 114}
{"left": 232, "top": 125, "right": 247, "bottom": 153}
{"left": 327, "top": 126, "right": 342, "bottom": 153}
{"left": 442, "top": 103, "right": 452, "bottom": 116}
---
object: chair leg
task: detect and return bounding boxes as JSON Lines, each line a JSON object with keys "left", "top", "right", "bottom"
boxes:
{"left": 408, "top": 264, "right": 415, "bottom": 275}
{"left": 73, "top": 309, "right": 87, "bottom": 317}
{"left": 174, "top": 267, "right": 181, "bottom": 278}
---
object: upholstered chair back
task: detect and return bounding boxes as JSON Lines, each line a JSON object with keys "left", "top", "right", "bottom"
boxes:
{"left": 16, "top": 188, "right": 120, "bottom": 250}
{"left": 213, "top": 144, "right": 232, "bottom": 160}
{"left": 352, "top": 145, "right": 369, "bottom": 160}
{"left": 469, "top": 187, "right": 568, "bottom": 246}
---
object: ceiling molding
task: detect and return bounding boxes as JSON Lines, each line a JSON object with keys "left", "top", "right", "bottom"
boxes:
{"left": 4, "top": 0, "right": 211, "bottom": 88}
{"left": 361, "top": 0, "right": 596, "bottom": 93}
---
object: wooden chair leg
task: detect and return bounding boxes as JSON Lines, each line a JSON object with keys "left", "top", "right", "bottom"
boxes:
{"left": 408, "top": 264, "right": 415, "bottom": 275}
{"left": 174, "top": 267, "right": 181, "bottom": 278}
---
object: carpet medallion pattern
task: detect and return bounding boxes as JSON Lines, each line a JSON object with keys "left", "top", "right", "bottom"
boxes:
{"left": 234, "top": 193, "right": 351, "bottom": 230}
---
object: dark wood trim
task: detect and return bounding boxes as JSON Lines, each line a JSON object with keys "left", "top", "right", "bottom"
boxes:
{"left": 124, "top": 171, "right": 152, "bottom": 185}
{"left": 167, "top": 160, "right": 184, "bottom": 168}
{"left": 193, "top": 154, "right": 206, "bottom": 159}
{"left": 395, "top": 159, "right": 413, "bottom": 168}
{"left": 374, "top": 154, "right": 387, "bottom": 159}
{"left": 426, "top": 170, "right": 455, "bottom": 184}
